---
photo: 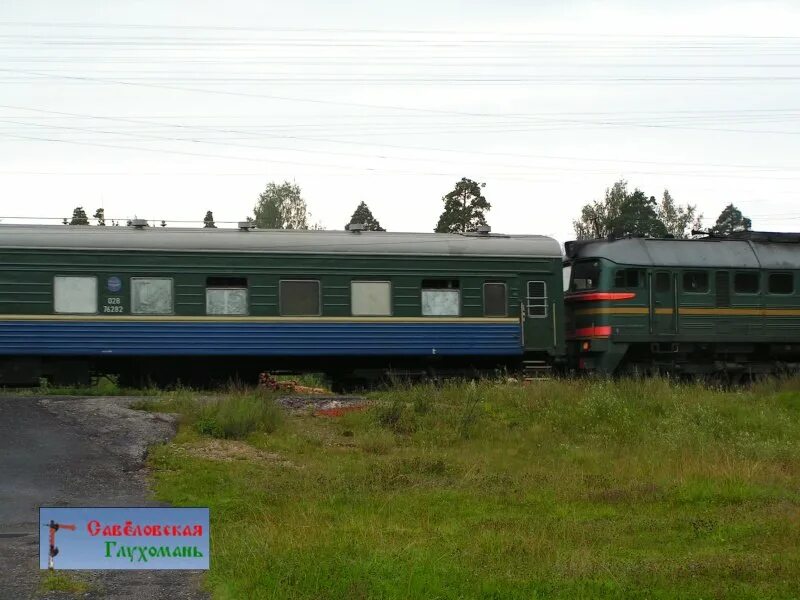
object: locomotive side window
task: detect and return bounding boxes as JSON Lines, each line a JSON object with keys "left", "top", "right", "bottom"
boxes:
{"left": 206, "top": 277, "right": 248, "bottom": 316}
{"left": 53, "top": 276, "right": 97, "bottom": 314}
{"left": 280, "top": 280, "right": 321, "bottom": 316}
{"left": 655, "top": 272, "right": 671, "bottom": 292}
{"left": 768, "top": 272, "right": 794, "bottom": 295}
{"left": 351, "top": 281, "right": 392, "bottom": 316}
{"left": 614, "top": 269, "right": 642, "bottom": 288}
{"left": 483, "top": 282, "right": 507, "bottom": 317}
{"left": 421, "top": 279, "right": 460, "bottom": 316}
{"left": 131, "top": 278, "right": 173, "bottom": 314}
{"left": 527, "top": 281, "right": 548, "bottom": 318}
{"left": 734, "top": 272, "right": 760, "bottom": 294}
{"left": 682, "top": 271, "right": 708, "bottom": 293}
{"left": 570, "top": 261, "right": 600, "bottom": 291}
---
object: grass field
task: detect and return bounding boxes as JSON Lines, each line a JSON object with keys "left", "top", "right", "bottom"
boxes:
{"left": 142, "top": 378, "right": 800, "bottom": 599}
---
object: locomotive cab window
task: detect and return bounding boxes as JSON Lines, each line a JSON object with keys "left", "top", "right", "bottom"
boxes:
{"left": 54, "top": 276, "right": 97, "bottom": 314}
{"left": 421, "top": 279, "right": 460, "bottom": 316}
{"left": 734, "top": 272, "right": 760, "bottom": 294}
{"left": 768, "top": 272, "right": 794, "bottom": 295}
{"left": 206, "top": 277, "right": 248, "bottom": 316}
{"left": 655, "top": 272, "right": 671, "bottom": 293}
{"left": 483, "top": 282, "right": 507, "bottom": 317}
{"left": 614, "top": 269, "right": 642, "bottom": 288}
{"left": 682, "top": 271, "right": 709, "bottom": 293}
{"left": 280, "top": 280, "right": 321, "bottom": 316}
{"left": 570, "top": 261, "right": 600, "bottom": 291}
{"left": 351, "top": 281, "right": 391, "bottom": 316}
{"left": 131, "top": 278, "right": 173, "bottom": 314}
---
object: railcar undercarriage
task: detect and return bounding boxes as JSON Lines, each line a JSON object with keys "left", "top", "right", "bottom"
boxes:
{"left": 606, "top": 341, "right": 800, "bottom": 380}
{"left": 0, "top": 353, "right": 558, "bottom": 390}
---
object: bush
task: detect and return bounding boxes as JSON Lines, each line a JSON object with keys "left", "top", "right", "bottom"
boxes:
{"left": 358, "top": 430, "right": 396, "bottom": 455}
{"left": 373, "top": 397, "right": 418, "bottom": 434}
{"left": 194, "top": 392, "right": 283, "bottom": 439}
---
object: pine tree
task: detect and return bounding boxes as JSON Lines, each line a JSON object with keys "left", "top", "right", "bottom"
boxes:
{"left": 434, "top": 178, "right": 491, "bottom": 233}
{"left": 69, "top": 206, "right": 90, "bottom": 225}
{"left": 348, "top": 201, "right": 385, "bottom": 231}
{"left": 203, "top": 211, "right": 216, "bottom": 228}
{"left": 93, "top": 208, "right": 106, "bottom": 226}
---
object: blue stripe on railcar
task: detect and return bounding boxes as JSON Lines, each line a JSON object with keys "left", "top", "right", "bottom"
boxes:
{"left": 0, "top": 320, "right": 523, "bottom": 356}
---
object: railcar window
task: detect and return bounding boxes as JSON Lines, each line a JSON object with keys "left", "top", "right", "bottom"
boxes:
{"left": 280, "top": 280, "right": 321, "bottom": 316}
{"left": 734, "top": 272, "right": 760, "bottom": 294}
{"left": 527, "top": 281, "right": 548, "bottom": 318}
{"left": 53, "top": 276, "right": 97, "bottom": 314}
{"left": 768, "top": 272, "right": 793, "bottom": 295}
{"left": 351, "top": 281, "right": 391, "bottom": 316}
{"left": 131, "top": 278, "right": 173, "bottom": 314}
{"left": 682, "top": 271, "right": 708, "bottom": 293}
{"left": 206, "top": 277, "right": 248, "bottom": 316}
{"left": 570, "top": 261, "right": 600, "bottom": 291}
{"left": 614, "top": 269, "right": 642, "bottom": 288}
{"left": 421, "top": 279, "right": 460, "bottom": 316}
{"left": 655, "top": 272, "right": 671, "bottom": 293}
{"left": 483, "top": 282, "right": 507, "bottom": 317}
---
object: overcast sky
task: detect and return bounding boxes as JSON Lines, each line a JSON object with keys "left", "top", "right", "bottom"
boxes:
{"left": 1, "top": 0, "right": 799, "bottom": 243}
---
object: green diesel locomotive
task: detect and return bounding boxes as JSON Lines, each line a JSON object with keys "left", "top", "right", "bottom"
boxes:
{"left": 565, "top": 232, "right": 800, "bottom": 377}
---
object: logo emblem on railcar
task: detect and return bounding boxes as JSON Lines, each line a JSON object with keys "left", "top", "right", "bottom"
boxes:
{"left": 107, "top": 276, "right": 122, "bottom": 293}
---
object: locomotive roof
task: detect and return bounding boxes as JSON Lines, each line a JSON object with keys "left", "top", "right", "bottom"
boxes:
{"left": 0, "top": 224, "right": 562, "bottom": 258}
{"left": 566, "top": 236, "right": 800, "bottom": 270}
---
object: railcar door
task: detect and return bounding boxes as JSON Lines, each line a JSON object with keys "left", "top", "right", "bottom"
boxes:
{"left": 651, "top": 271, "right": 677, "bottom": 335}
{"left": 522, "top": 277, "right": 558, "bottom": 351}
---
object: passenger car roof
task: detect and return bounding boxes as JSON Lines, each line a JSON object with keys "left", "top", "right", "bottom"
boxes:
{"left": 0, "top": 225, "right": 562, "bottom": 258}
{"left": 566, "top": 236, "right": 800, "bottom": 270}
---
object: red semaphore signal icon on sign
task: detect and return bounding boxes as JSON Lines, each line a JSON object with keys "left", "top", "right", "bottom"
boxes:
{"left": 43, "top": 520, "right": 76, "bottom": 569}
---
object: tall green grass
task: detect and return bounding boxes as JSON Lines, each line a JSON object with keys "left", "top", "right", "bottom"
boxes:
{"left": 131, "top": 386, "right": 283, "bottom": 440}
{"left": 147, "top": 377, "right": 800, "bottom": 599}
{"left": 194, "top": 392, "right": 284, "bottom": 439}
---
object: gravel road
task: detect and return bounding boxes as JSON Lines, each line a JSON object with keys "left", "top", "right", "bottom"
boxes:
{"left": 0, "top": 396, "right": 208, "bottom": 600}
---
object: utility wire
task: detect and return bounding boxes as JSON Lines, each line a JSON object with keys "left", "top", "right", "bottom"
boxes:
{"left": 3, "top": 103, "right": 799, "bottom": 172}
{"left": 2, "top": 22, "right": 800, "bottom": 40}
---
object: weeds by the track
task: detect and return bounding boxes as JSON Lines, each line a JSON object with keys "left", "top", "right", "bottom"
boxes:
{"left": 142, "top": 376, "right": 800, "bottom": 599}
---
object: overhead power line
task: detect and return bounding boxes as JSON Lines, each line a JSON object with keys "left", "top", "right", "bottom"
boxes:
{"left": 2, "top": 21, "right": 800, "bottom": 40}
{"left": 2, "top": 103, "right": 800, "bottom": 172}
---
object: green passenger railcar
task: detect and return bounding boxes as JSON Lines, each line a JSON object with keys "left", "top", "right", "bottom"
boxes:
{"left": 564, "top": 232, "right": 800, "bottom": 376}
{"left": 0, "top": 224, "right": 565, "bottom": 386}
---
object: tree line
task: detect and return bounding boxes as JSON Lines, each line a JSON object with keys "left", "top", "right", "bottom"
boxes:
{"left": 573, "top": 180, "right": 752, "bottom": 239}
{"left": 63, "top": 177, "right": 752, "bottom": 238}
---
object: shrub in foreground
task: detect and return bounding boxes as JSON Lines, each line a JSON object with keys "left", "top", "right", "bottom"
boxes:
{"left": 194, "top": 392, "right": 283, "bottom": 439}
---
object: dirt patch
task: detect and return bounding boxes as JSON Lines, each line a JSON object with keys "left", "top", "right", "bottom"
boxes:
{"left": 277, "top": 394, "right": 369, "bottom": 415}
{"left": 177, "top": 439, "right": 297, "bottom": 467}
